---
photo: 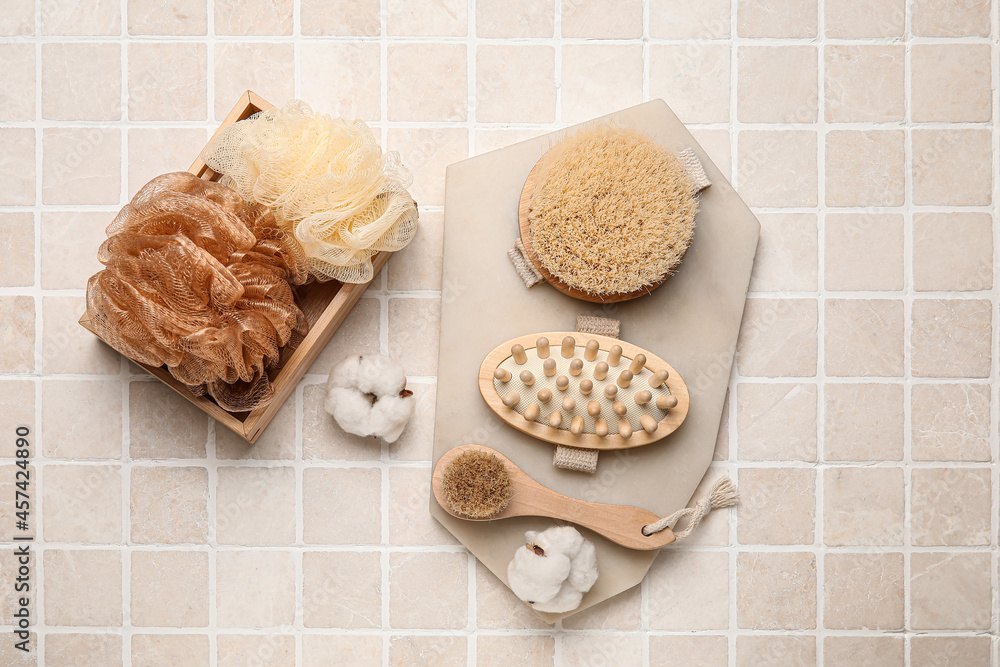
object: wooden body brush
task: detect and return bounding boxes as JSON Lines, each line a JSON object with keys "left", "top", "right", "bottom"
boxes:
{"left": 433, "top": 444, "right": 677, "bottom": 550}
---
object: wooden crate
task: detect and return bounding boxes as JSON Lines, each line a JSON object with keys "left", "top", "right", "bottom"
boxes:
{"left": 80, "top": 90, "right": 394, "bottom": 443}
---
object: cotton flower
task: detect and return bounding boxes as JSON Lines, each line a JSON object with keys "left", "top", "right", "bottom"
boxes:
{"left": 506, "top": 526, "right": 598, "bottom": 613}
{"left": 324, "top": 354, "right": 415, "bottom": 443}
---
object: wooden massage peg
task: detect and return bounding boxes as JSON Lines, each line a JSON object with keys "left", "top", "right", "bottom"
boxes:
{"left": 519, "top": 370, "right": 534, "bottom": 386}
{"left": 511, "top": 344, "right": 527, "bottom": 364}
{"left": 584, "top": 339, "right": 600, "bottom": 361}
{"left": 629, "top": 354, "right": 646, "bottom": 375}
{"left": 594, "top": 362, "right": 609, "bottom": 381}
{"left": 561, "top": 336, "right": 576, "bottom": 358}
{"left": 494, "top": 368, "right": 511, "bottom": 383}
{"left": 536, "top": 337, "right": 550, "bottom": 359}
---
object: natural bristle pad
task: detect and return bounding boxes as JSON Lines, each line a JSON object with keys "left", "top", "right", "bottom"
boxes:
{"left": 511, "top": 344, "right": 527, "bottom": 364}
{"left": 604, "top": 384, "right": 618, "bottom": 399}
{"left": 556, "top": 376, "right": 570, "bottom": 391}
{"left": 543, "top": 359, "right": 557, "bottom": 377}
{"left": 607, "top": 345, "right": 623, "bottom": 367}
{"left": 570, "top": 415, "right": 584, "bottom": 435}
{"left": 549, "top": 411, "right": 563, "bottom": 428}
{"left": 536, "top": 337, "right": 550, "bottom": 359}
{"left": 628, "top": 354, "right": 646, "bottom": 375}
{"left": 561, "top": 336, "right": 576, "bottom": 358}
{"left": 494, "top": 368, "right": 511, "bottom": 383}
{"left": 613, "top": 401, "right": 627, "bottom": 416}
{"left": 569, "top": 359, "right": 584, "bottom": 376}
{"left": 635, "top": 390, "right": 652, "bottom": 405}
{"left": 580, "top": 379, "right": 593, "bottom": 395}
{"left": 649, "top": 369, "right": 670, "bottom": 388}
{"left": 594, "top": 362, "right": 609, "bottom": 381}
{"left": 617, "top": 370, "right": 633, "bottom": 388}
{"left": 657, "top": 395, "right": 679, "bottom": 410}
{"left": 594, "top": 418, "right": 609, "bottom": 437}
{"left": 640, "top": 414, "right": 658, "bottom": 434}
{"left": 502, "top": 393, "right": 520, "bottom": 408}
{"left": 519, "top": 370, "right": 535, "bottom": 386}
{"left": 523, "top": 403, "right": 540, "bottom": 421}
{"left": 584, "top": 340, "right": 600, "bottom": 361}
{"left": 618, "top": 419, "right": 632, "bottom": 438}
{"left": 587, "top": 401, "right": 601, "bottom": 417}
{"left": 562, "top": 396, "right": 576, "bottom": 412}
{"left": 442, "top": 449, "right": 513, "bottom": 519}
{"left": 537, "top": 388, "right": 552, "bottom": 403}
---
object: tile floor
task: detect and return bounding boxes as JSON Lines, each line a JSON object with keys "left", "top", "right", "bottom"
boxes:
{"left": 0, "top": 0, "right": 997, "bottom": 664}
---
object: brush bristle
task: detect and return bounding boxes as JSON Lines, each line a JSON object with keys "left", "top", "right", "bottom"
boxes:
{"left": 442, "top": 450, "right": 512, "bottom": 519}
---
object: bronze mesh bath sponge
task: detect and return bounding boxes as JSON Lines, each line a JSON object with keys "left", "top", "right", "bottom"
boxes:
{"left": 527, "top": 127, "right": 698, "bottom": 297}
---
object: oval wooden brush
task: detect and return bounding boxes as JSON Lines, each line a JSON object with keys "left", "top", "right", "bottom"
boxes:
{"left": 432, "top": 444, "right": 676, "bottom": 550}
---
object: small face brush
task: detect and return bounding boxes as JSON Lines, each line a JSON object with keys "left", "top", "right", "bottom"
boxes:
{"left": 432, "top": 444, "right": 677, "bottom": 550}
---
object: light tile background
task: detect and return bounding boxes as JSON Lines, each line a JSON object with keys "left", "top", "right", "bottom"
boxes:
{"left": 0, "top": 0, "right": 997, "bottom": 665}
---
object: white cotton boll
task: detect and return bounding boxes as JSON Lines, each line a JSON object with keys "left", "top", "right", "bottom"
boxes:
{"left": 507, "top": 546, "right": 571, "bottom": 604}
{"left": 506, "top": 526, "right": 599, "bottom": 614}
{"left": 324, "top": 353, "right": 416, "bottom": 442}
{"left": 324, "top": 386, "right": 373, "bottom": 437}
{"left": 531, "top": 583, "right": 584, "bottom": 614}
{"left": 328, "top": 354, "right": 363, "bottom": 389}
{"left": 369, "top": 394, "right": 416, "bottom": 444}
{"left": 355, "top": 354, "right": 406, "bottom": 397}
{"left": 566, "top": 539, "right": 598, "bottom": 594}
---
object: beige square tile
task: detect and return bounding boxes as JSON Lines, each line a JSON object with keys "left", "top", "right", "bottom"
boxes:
{"left": 911, "top": 468, "right": 991, "bottom": 547}
{"left": 748, "top": 213, "right": 817, "bottom": 292}
{"left": 218, "top": 635, "right": 295, "bottom": 667}
{"left": 650, "top": 0, "right": 730, "bottom": 38}
{"left": 690, "top": 129, "right": 732, "bottom": 180}
{"left": 41, "top": 43, "right": 121, "bottom": 121}
{"left": 737, "top": 299, "right": 817, "bottom": 378}
{"left": 389, "top": 466, "right": 457, "bottom": 545}
{"left": 42, "top": 128, "right": 121, "bottom": 205}
{"left": 388, "top": 44, "right": 467, "bottom": 122}
{"left": 44, "top": 296, "right": 121, "bottom": 374}
{"left": 824, "top": 213, "right": 903, "bottom": 291}
{"left": 0, "top": 0, "right": 34, "bottom": 34}
{"left": 127, "top": 43, "right": 207, "bottom": 121}
{"left": 562, "top": 584, "right": 641, "bottom": 630}
{"left": 0, "top": 633, "right": 35, "bottom": 666}
{"left": 388, "top": 128, "right": 468, "bottom": 207}
{"left": 387, "top": 0, "right": 467, "bottom": 36}
{"left": 300, "top": 43, "right": 380, "bottom": 122}
{"left": 911, "top": 553, "right": 991, "bottom": 630}
{"left": 650, "top": 636, "right": 727, "bottom": 667}
{"left": 0, "top": 128, "right": 35, "bottom": 205}
{"left": 45, "top": 634, "right": 122, "bottom": 666}
{"left": 824, "top": 467, "right": 903, "bottom": 546}
{"left": 127, "top": 128, "right": 207, "bottom": 198}
{"left": 40, "top": 211, "right": 107, "bottom": 289}
{"left": 390, "top": 637, "right": 467, "bottom": 665}
{"left": 388, "top": 298, "right": 441, "bottom": 376}
{"left": 0, "top": 213, "right": 33, "bottom": 286}
{"left": 911, "top": 299, "right": 992, "bottom": 378}
{"left": 217, "top": 467, "right": 295, "bottom": 545}
{"left": 913, "top": 212, "right": 993, "bottom": 291}
{"left": 303, "top": 635, "right": 381, "bottom": 667}
{"left": 0, "top": 44, "right": 34, "bottom": 121}
{"left": 647, "top": 551, "right": 729, "bottom": 630}
{"left": 910, "top": 636, "right": 991, "bottom": 667}
{"left": 825, "top": 299, "right": 904, "bottom": 377}
{"left": 42, "top": 379, "right": 122, "bottom": 459}
{"left": 0, "top": 464, "right": 36, "bottom": 542}
{"left": 130, "top": 551, "right": 208, "bottom": 627}
{"left": 303, "top": 467, "right": 381, "bottom": 544}
{"left": 475, "top": 563, "right": 549, "bottom": 630}
{"left": 477, "top": 46, "right": 555, "bottom": 123}
{"left": 128, "top": 0, "right": 207, "bottom": 34}
{"left": 754, "top": 638, "right": 798, "bottom": 667}
{"left": 562, "top": 0, "right": 641, "bottom": 37}
{"left": 1, "top": 548, "right": 36, "bottom": 622}
{"left": 43, "top": 464, "right": 122, "bottom": 543}
{"left": 649, "top": 44, "right": 731, "bottom": 124}
{"left": 301, "top": 0, "right": 379, "bottom": 35}
{"left": 826, "top": 130, "right": 904, "bottom": 207}
{"left": 129, "top": 381, "right": 208, "bottom": 458}
{"left": 561, "top": 45, "right": 643, "bottom": 124}
{"left": 214, "top": 43, "right": 294, "bottom": 121}
{"left": 132, "top": 635, "right": 209, "bottom": 667}
{"left": 738, "top": 468, "right": 816, "bottom": 545}
{"left": 43, "top": 550, "right": 122, "bottom": 626}
{"left": 476, "top": 0, "right": 553, "bottom": 37}
{"left": 131, "top": 466, "right": 209, "bottom": 544}
{"left": 0, "top": 380, "right": 33, "bottom": 441}
{"left": 0, "top": 296, "right": 34, "bottom": 373}
{"left": 738, "top": 46, "right": 817, "bottom": 123}
{"left": 303, "top": 551, "right": 381, "bottom": 628}
{"left": 737, "top": 383, "right": 817, "bottom": 461}
{"left": 825, "top": 0, "right": 904, "bottom": 37}
{"left": 302, "top": 383, "right": 382, "bottom": 460}
{"left": 824, "top": 383, "right": 904, "bottom": 461}
{"left": 216, "top": 397, "right": 295, "bottom": 460}
{"left": 912, "top": 44, "right": 992, "bottom": 122}
{"left": 390, "top": 552, "right": 467, "bottom": 629}
{"left": 311, "top": 297, "right": 381, "bottom": 375}
{"left": 824, "top": 552, "right": 903, "bottom": 630}
{"left": 42, "top": 0, "right": 119, "bottom": 34}
{"left": 912, "top": 0, "right": 991, "bottom": 36}
{"left": 215, "top": 0, "right": 292, "bottom": 34}
{"left": 825, "top": 45, "right": 904, "bottom": 122}
{"left": 478, "top": 636, "right": 554, "bottom": 667}
{"left": 912, "top": 129, "right": 993, "bottom": 206}
{"left": 217, "top": 551, "right": 295, "bottom": 628}
{"left": 562, "top": 635, "right": 641, "bottom": 666}
{"left": 737, "top": 131, "right": 817, "bottom": 207}
{"left": 737, "top": 552, "right": 816, "bottom": 630}
{"left": 911, "top": 383, "right": 991, "bottom": 461}
{"left": 823, "top": 636, "right": 903, "bottom": 666}
{"left": 388, "top": 211, "right": 443, "bottom": 291}
{"left": 738, "top": 0, "right": 817, "bottom": 37}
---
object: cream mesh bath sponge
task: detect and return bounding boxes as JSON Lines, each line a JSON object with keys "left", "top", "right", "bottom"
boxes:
{"left": 527, "top": 127, "right": 698, "bottom": 297}
{"left": 202, "top": 100, "right": 418, "bottom": 283}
